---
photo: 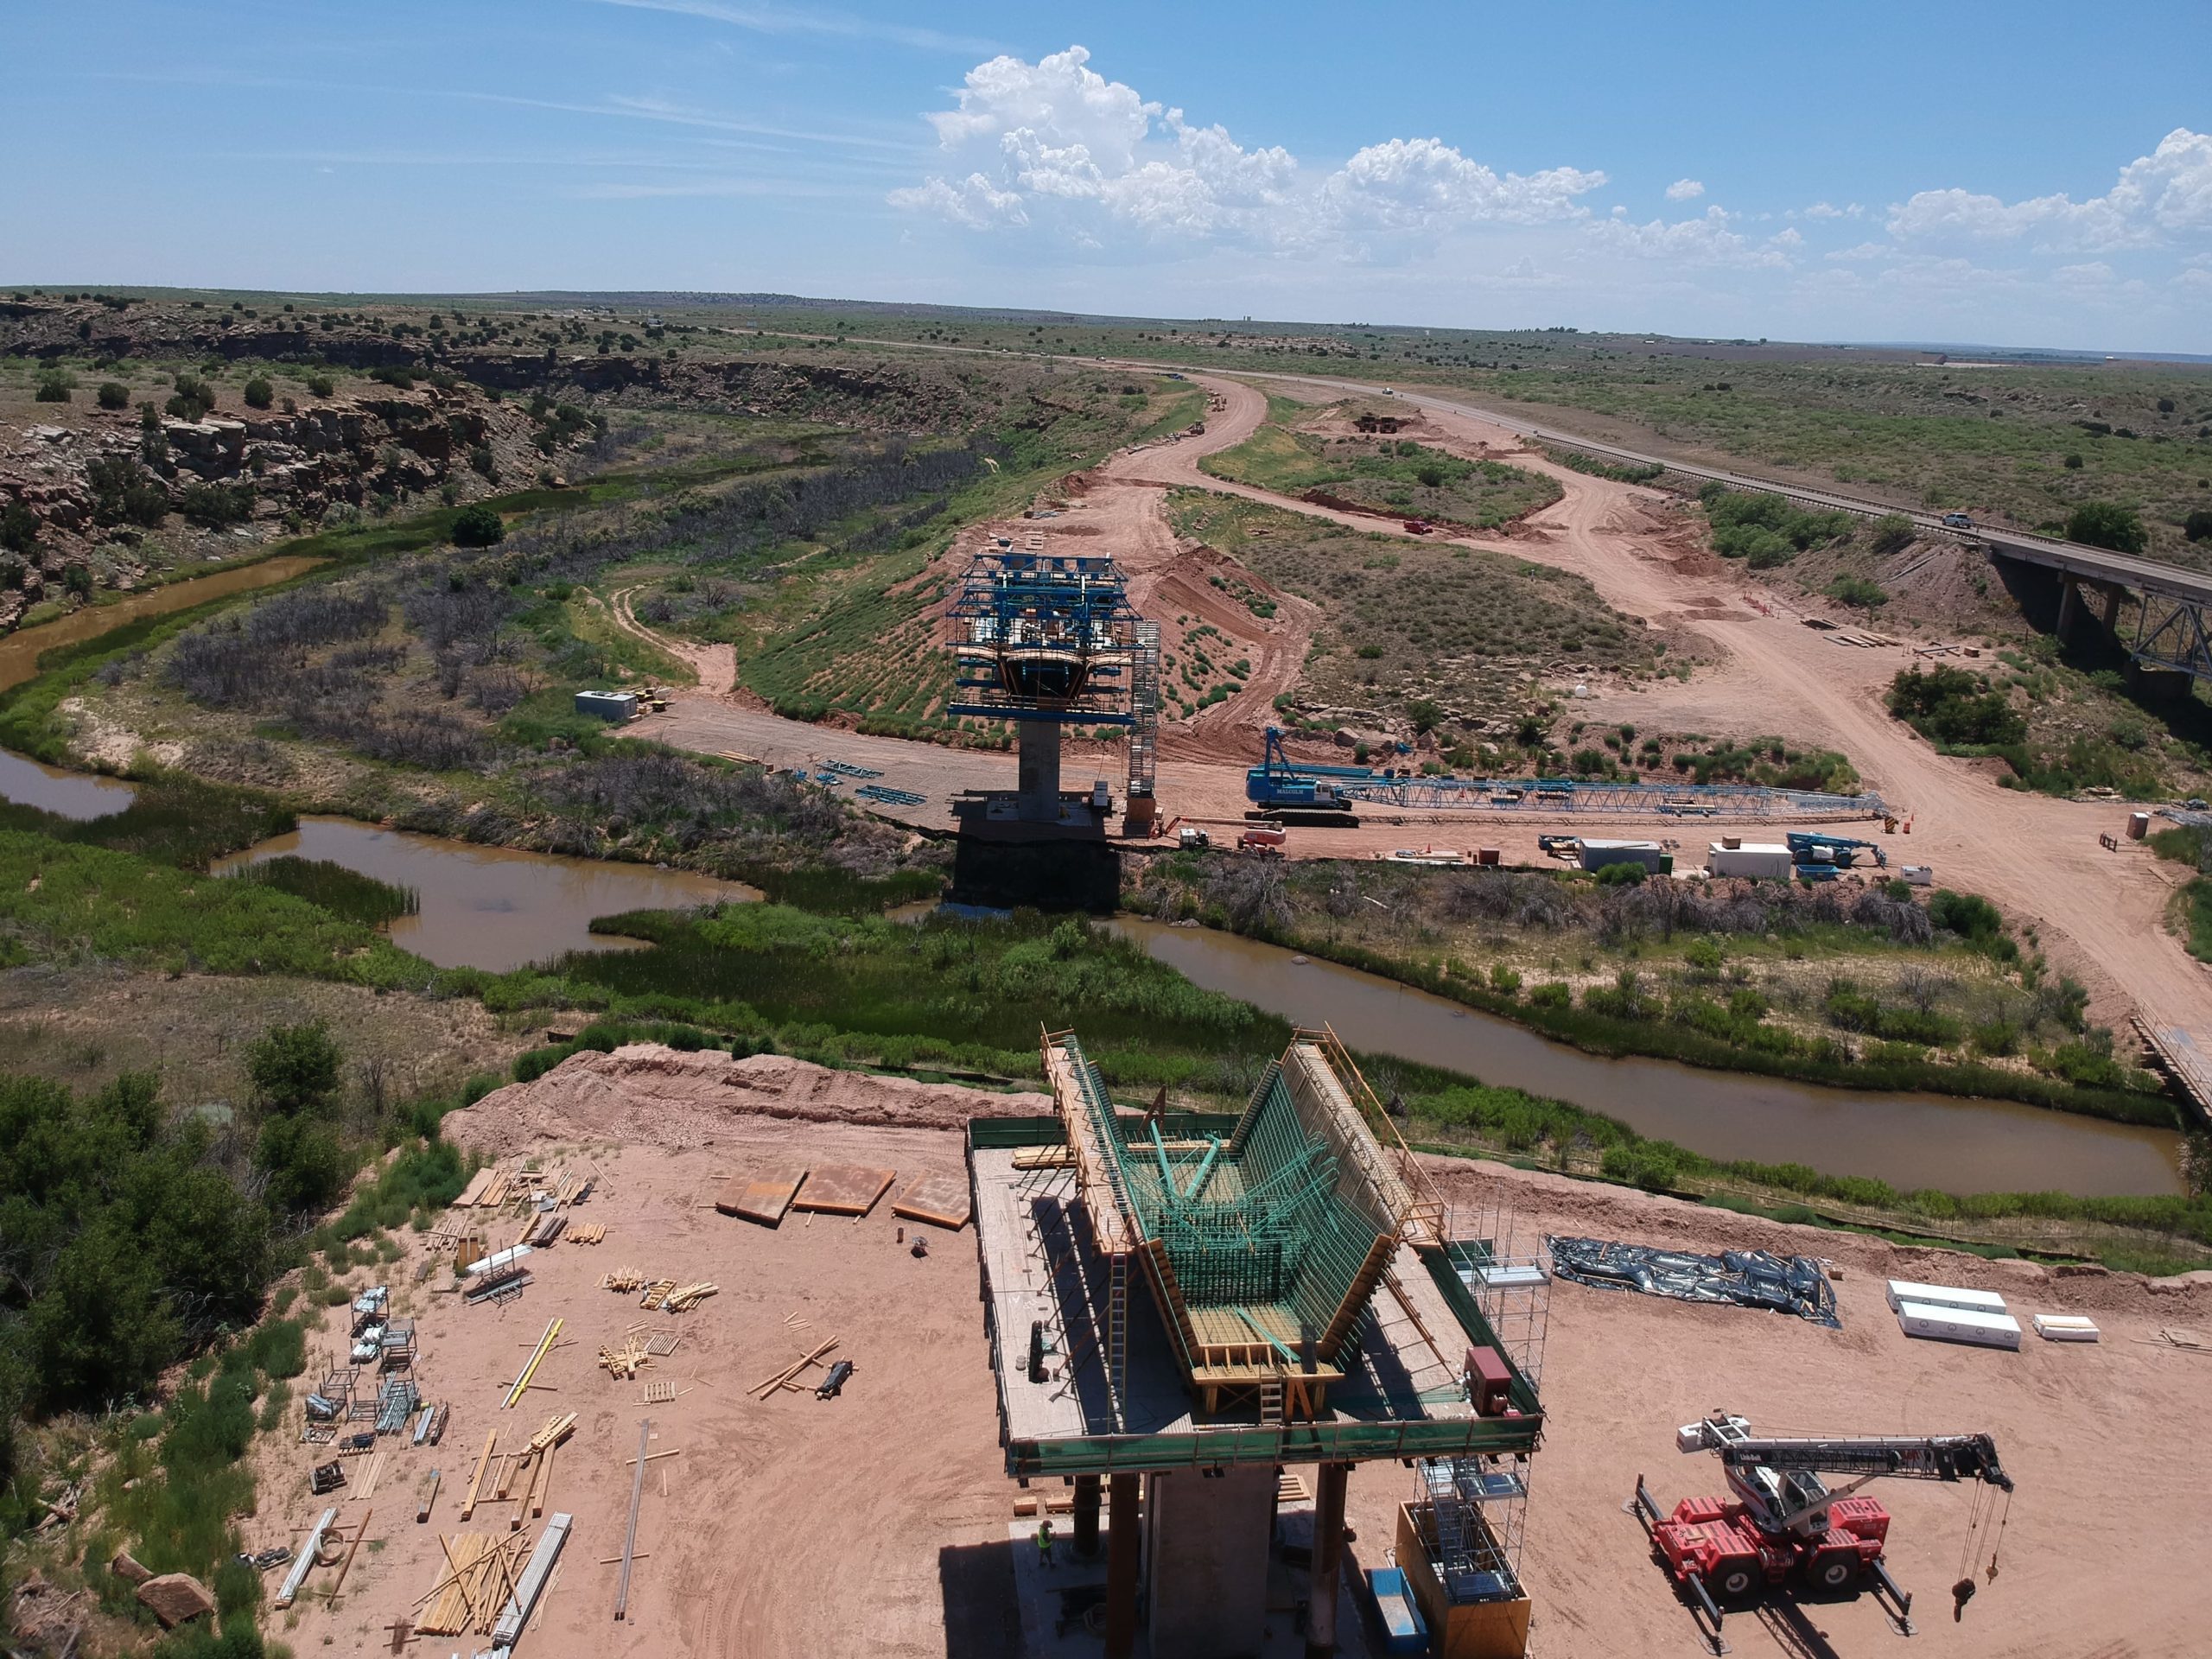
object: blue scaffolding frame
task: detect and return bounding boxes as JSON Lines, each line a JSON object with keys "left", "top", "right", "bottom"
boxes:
{"left": 947, "top": 550, "right": 1142, "bottom": 726}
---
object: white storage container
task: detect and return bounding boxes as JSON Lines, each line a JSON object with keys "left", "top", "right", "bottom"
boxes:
{"left": 2032, "top": 1314, "right": 2101, "bottom": 1343}
{"left": 1885, "top": 1278, "right": 2007, "bottom": 1315}
{"left": 1896, "top": 1300, "right": 2022, "bottom": 1350}
{"left": 1707, "top": 842, "right": 1795, "bottom": 880}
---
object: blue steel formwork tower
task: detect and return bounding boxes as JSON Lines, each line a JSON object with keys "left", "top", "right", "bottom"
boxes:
{"left": 948, "top": 549, "right": 1154, "bottom": 826}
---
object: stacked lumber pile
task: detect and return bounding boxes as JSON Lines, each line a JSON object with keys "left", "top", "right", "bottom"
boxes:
{"left": 569, "top": 1223, "right": 607, "bottom": 1245}
{"left": 600, "top": 1325, "right": 686, "bottom": 1382}
{"left": 416, "top": 1533, "right": 531, "bottom": 1636}
{"left": 659, "top": 1281, "right": 718, "bottom": 1313}
{"left": 457, "top": 1415, "right": 575, "bottom": 1534}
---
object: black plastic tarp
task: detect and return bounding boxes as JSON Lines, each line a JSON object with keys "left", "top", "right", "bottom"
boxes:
{"left": 1545, "top": 1236, "right": 1840, "bottom": 1327}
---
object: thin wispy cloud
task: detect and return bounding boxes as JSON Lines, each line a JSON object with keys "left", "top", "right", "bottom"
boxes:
{"left": 588, "top": 0, "right": 998, "bottom": 57}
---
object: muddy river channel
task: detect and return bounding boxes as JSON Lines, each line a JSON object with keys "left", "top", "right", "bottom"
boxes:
{"left": 1109, "top": 916, "right": 2184, "bottom": 1198}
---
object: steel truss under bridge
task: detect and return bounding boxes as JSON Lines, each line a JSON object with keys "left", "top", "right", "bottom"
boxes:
{"left": 2132, "top": 593, "right": 2212, "bottom": 683}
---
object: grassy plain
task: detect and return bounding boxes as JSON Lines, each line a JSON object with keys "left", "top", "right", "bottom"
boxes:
{"left": 1169, "top": 489, "right": 1667, "bottom": 744}
{"left": 1199, "top": 397, "right": 1562, "bottom": 528}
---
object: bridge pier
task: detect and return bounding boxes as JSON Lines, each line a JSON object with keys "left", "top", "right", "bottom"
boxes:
{"left": 2055, "top": 575, "right": 2125, "bottom": 645}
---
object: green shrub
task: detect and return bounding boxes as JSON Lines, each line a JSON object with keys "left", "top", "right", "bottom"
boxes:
{"left": 1826, "top": 575, "right": 1888, "bottom": 609}
{"left": 306, "top": 372, "right": 335, "bottom": 397}
{"left": 452, "top": 503, "right": 505, "bottom": 548}
{"left": 98, "top": 380, "right": 130, "bottom": 410}
{"left": 242, "top": 375, "right": 273, "bottom": 410}
{"left": 2065, "top": 500, "right": 2147, "bottom": 554}
{"left": 1487, "top": 963, "right": 1522, "bottom": 996}
{"left": 1886, "top": 665, "right": 2025, "bottom": 747}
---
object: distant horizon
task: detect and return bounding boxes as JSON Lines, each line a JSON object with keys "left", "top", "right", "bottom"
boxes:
{"left": 8, "top": 279, "right": 2210, "bottom": 367}
{"left": 5, "top": 3, "right": 2208, "bottom": 353}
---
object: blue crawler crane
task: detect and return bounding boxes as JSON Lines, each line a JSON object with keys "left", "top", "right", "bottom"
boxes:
{"left": 1786, "top": 831, "right": 1888, "bottom": 880}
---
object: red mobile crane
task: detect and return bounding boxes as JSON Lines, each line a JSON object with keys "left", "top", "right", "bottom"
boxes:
{"left": 1630, "top": 1412, "right": 2014, "bottom": 1653}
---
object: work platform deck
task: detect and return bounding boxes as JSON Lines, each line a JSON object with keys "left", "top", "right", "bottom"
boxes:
{"left": 970, "top": 1133, "right": 1542, "bottom": 1478}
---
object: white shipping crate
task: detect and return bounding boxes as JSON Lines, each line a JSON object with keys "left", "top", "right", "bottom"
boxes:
{"left": 1896, "top": 1300, "right": 2022, "bottom": 1350}
{"left": 2032, "top": 1314, "right": 2101, "bottom": 1343}
{"left": 1885, "top": 1278, "right": 2007, "bottom": 1315}
{"left": 1707, "top": 843, "right": 1795, "bottom": 880}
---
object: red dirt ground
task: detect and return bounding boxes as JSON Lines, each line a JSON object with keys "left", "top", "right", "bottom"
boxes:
{"left": 246, "top": 1048, "right": 2212, "bottom": 1659}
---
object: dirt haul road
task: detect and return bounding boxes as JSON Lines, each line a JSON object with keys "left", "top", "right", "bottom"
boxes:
{"left": 630, "top": 370, "right": 2208, "bottom": 1036}
{"left": 257, "top": 1047, "right": 2212, "bottom": 1659}
{"left": 1113, "top": 374, "right": 2212, "bottom": 1034}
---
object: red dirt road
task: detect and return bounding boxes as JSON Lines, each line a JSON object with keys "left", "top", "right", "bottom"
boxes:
{"left": 631, "top": 372, "right": 2211, "bottom": 1036}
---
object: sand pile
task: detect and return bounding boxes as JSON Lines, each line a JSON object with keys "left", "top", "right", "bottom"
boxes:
{"left": 448, "top": 1043, "right": 1051, "bottom": 1157}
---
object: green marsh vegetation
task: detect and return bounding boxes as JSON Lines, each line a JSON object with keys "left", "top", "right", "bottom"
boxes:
{"left": 1120, "top": 850, "right": 2170, "bottom": 1126}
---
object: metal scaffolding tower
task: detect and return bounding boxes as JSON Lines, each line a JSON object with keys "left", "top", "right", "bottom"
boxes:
{"left": 1126, "top": 620, "right": 1160, "bottom": 820}
{"left": 1413, "top": 1455, "right": 1531, "bottom": 1605}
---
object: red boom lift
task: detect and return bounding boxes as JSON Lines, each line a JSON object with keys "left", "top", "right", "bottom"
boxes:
{"left": 1630, "top": 1412, "right": 2014, "bottom": 1653}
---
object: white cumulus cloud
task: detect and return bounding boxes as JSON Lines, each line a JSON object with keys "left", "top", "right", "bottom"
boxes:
{"left": 1888, "top": 127, "right": 2212, "bottom": 251}
{"left": 1664, "top": 178, "right": 1704, "bottom": 201}
{"left": 890, "top": 45, "right": 1603, "bottom": 253}
{"left": 1587, "top": 205, "right": 1789, "bottom": 270}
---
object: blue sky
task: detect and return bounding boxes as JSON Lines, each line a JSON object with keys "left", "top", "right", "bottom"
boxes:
{"left": 5, "top": 1, "right": 2209, "bottom": 349}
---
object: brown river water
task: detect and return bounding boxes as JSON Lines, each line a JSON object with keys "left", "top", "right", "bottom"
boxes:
{"left": 0, "top": 556, "right": 326, "bottom": 692}
{"left": 1109, "top": 917, "right": 2185, "bottom": 1198}
{"left": 0, "top": 560, "right": 2184, "bottom": 1192}
{"left": 213, "top": 817, "right": 757, "bottom": 972}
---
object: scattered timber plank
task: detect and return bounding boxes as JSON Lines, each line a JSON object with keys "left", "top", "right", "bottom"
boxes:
{"left": 720, "top": 1164, "right": 809, "bottom": 1226}
{"left": 1011, "top": 1145, "right": 1077, "bottom": 1171}
{"left": 417, "top": 1469, "right": 442, "bottom": 1524}
{"left": 791, "top": 1164, "right": 895, "bottom": 1217}
{"left": 460, "top": 1431, "right": 497, "bottom": 1521}
{"left": 332, "top": 1508, "right": 371, "bottom": 1598}
{"left": 614, "top": 1423, "right": 651, "bottom": 1622}
{"left": 890, "top": 1172, "right": 972, "bottom": 1231}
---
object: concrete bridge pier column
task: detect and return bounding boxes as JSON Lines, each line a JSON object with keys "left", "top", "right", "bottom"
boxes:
{"left": 1104, "top": 1471, "right": 1140, "bottom": 1659}
{"left": 2097, "top": 582, "right": 2125, "bottom": 632}
{"left": 1015, "top": 719, "right": 1062, "bottom": 822}
{"left": 1306, "top": 1461, "right": 1351, "bottom": 1659}
{"left": 1073, "top": 1474, "right": 1102, "bottom": 1559}
{"left": 2056, "top": 574, "right": 2083, "bottom": 642}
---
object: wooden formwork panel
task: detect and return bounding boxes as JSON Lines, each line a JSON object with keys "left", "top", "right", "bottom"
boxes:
{"left": 890, "top": 1172, "right": 972, "bottom": 1231}
{"left": 718, "top": 1166, "right": 809, "bottom": 1226}
{"left": 791, "top": 1164, "right": 896, "bottom": 1217}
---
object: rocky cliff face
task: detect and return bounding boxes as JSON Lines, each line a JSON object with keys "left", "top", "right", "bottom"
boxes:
{"left": 0, "top": 387, "right": 540, "bottom": 628}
